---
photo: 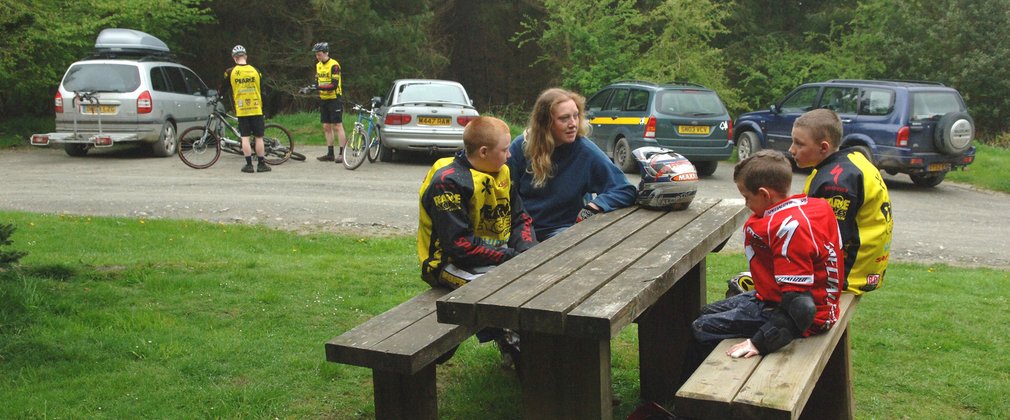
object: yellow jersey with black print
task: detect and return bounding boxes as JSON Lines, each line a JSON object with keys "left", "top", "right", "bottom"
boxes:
{"left": 315, "top": 59, "right": 342, "bottom": 100}
{"left": 417, "top": 153, "right": 536, "bottom": 288}
{"left": 804, "top": 149, "right": 893, "bottom": 294}
{"left": 224, "top": 64, "right": 263, "bottom": 117}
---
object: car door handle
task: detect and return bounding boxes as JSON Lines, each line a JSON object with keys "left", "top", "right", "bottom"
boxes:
{"left": 841, "top": 118, "right": 853, "bottom": 123}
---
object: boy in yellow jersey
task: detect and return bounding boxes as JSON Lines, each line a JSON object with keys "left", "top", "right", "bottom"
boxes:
{"left": 418, "top": 116, "right": 537, "bottom": 369}
{"left": 300, "top": 42, "right": 347, "bottom": 163}
{"left": 789, "top": 108, "right": 893, "bottom": 294}
{"left": 221, "top": 45, "right": 269, "bottom": 173}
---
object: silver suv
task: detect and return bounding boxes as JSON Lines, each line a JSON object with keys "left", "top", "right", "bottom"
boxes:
{"left": 31, "top": 29, "right": 213, "bottom": 157}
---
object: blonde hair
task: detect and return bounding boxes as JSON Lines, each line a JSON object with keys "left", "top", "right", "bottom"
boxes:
{"left": 733, "top": 150, "right": 792, "bottom": 195}
{"left": 523, "top": 88, "right": 589, "bottom": 188}
{"left": 463, "top": 116, "right": 509, "bottom": 155}
{"left": 794, "top": 108, "right": 842, "bottom": 150}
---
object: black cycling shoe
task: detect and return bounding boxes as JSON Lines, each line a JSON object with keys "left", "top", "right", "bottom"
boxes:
{"left": 241, "top": 163, "right": 254, "bottom": 173}
{"left": 257, "top": 163, "right": 271, "bottom": 172}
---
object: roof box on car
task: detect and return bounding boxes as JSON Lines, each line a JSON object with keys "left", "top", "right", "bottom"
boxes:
{"left": 94, "top": 28, "right": 170, "bottom": 53}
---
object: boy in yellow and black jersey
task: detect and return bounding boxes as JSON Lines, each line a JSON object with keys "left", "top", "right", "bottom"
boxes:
{"left": 418, "top": 116, "right": 536, "bottom": 288}
{"left": 301, "top": 42, "right": 347, "bottom": 163}
{"left": 418, "top": 116, "right": 536, "bottom": 370}
{"left": 789, "top": 109, "right": 893, "bottom": 294}
{"left": 221, "top": 45, "right": 269, "bottom": 173}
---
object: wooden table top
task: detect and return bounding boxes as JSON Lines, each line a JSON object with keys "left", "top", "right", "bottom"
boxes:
{"left": 437, "top": 198, "right": 748, "bottom": 340}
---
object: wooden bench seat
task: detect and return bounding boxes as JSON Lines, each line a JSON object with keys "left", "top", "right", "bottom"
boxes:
{"left": 675, "top": 293, "right": 860, "bottom": 420}
{"left": 325, "top": 288, "right": 475, "bottom": 420}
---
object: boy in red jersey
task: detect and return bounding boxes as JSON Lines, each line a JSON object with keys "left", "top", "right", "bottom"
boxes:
{"left": 694, "top": 150, "right": 844, "bottom": 358}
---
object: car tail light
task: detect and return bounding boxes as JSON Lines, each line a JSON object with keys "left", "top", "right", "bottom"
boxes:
{"left": 137, "top": 90, "right": 153, "bottom": 114}
{"left": 31, "top": 135, "right": 49, "bottom": 145}
{"left": 55, "top": 92, "right": 64, "bottom": 113}
{"left": 727, "top": 118, "right": 733, "bottom": 141}
{"left": 384, "top": 113, "right": 412, "bottom": 125}
{"left": 962, "top": 155, "right": 974, "bottom": 164}
{"left": 897, "top": 126, "right": 909, "bottom": 147}
{"left": 644, "top": 116, "right": 656, "bottom": 139}
{"left": 457, "top": 115, "right": 477, "bottom": 126}
{"left": 94, "top": 136, "right": 113, "bottom": 147}
{"left": 910, "top": 158, "right": 923, "bottom": 166}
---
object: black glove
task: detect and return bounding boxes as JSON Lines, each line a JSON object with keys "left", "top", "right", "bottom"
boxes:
{"left": 576, "top": 204, "right": 601, "bottom": 223}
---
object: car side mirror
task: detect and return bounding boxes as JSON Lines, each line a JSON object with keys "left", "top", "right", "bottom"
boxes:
{"left": 371, "top": 96, "right": 382, "bottom": 106}
{"left": 770, "top": 104, "right": 779, "bottom": 114}
{"left": 206, "top": 89, "right": 218, "bottom": 98}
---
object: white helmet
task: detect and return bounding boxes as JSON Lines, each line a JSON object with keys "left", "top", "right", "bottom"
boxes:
{"left": 632, "top": 147, "right": 698, "bottom": 211}
{"left": 231, "top": 45, "right": 247, "bottom": 56}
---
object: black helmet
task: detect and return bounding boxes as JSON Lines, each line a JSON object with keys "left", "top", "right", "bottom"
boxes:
{"left": 312, "top": 42, "right": 329, "bottom": 53}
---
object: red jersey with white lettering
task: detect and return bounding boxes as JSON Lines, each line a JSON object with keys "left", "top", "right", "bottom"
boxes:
{"left": 743, "top": 194, "right": 844, "bottom": 335}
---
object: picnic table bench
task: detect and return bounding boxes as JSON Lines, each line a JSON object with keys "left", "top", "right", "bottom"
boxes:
{"left": 675, "top": 293, "right": 860, "bottom": 420}
{"left": 437, "top": 198, "right": 748, "bottom": 419}
{"left": 324, "top": 287, "right": 475, "bottom": 419}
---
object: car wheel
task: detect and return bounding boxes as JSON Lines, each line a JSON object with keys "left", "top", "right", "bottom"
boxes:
{"left": 737, "top": 131, "right": 761, "bottom": 161}
{"left": 613, "top": 137, "right": 637, "bottom": 173}
{"left": 378, "top": 138, "right": 394, "bottom": 162}
{"left": 693, "top": 161, "right": 718, "bottom": 177}
{"left": 64, "top": 144, "right": 89, "bottom": 157}
{"left": 933, "top": 111, "right": 974, "bottom": 155}
{"left": 151, "top": 121, "right": 177, "bottom": 157}
{"left": 910, "top": 171, "right": 946, "bottom": 188}
{"left": 847, "top": 144, "right": 876, "bottom": 167}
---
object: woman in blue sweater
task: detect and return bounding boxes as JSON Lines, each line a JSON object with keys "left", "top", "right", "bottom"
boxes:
{"left": 507, "top": 88, "right": 637, "bottom": 241}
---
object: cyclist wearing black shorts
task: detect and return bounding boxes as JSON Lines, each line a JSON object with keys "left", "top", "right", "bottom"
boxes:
{"left": 305, "top": 42, "right": 346, "bottom": 163}
{"left": 221, "top": 45, "right": 270, "bottom": 173}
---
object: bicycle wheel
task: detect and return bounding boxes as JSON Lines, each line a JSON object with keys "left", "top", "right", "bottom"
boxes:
{"left": 290, "top": 150, "right": 307, "bottom": 161}
{"left": 177, "top": 126, "right": 221, "bottom": 169}
{"left": 262, "top": 124, "right": 293, "bottom": 165}
{"left": 366, "top": 128, "right": 381, "bottom": 163}
{"left": 342, "top": 125, "right": 368, "bottom": 170}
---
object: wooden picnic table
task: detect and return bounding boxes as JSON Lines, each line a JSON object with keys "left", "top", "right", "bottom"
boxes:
{"left": 436, "top": 198, "right": 749, "bottom": 420}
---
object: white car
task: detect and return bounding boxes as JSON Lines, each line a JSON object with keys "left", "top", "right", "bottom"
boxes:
{"left": 31, "top": 28, "right": 213, "bottom": 157}
{"left": 375, "top": 79, "right": 479, "bottom": 161}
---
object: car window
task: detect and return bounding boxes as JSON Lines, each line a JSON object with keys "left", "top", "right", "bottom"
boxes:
{"left": 820, "top": 87, "right": 859, "bottom": 114}
{"left": 397, "top": 83, "right": 467, "bottom": 104}
{"left": 162, "top": 67, "right": 190, "bottom": 94}
{"left": 626, "top": 89, "right": 650, "bottom": 112}
{"left": 605, "top": 89, "right": 629, "bottom": 112}
{"left": 859, "top": 89, "right": 894, "bottom": 116}
{"left": 779, "top": 87, "right": 820, "bottom": 113}
{"left": 657, "top": 90, "right": 726, "bottom": 116}
{"left": 150, "top": 67, "right": 169, "bottom": 92}
{"left": 62, "top": 63, "right": 141, "bottom": 93}
{"left": 910, "top": 91, "right": 962, "bottom": 120}
{"left": 587, "top": 89, "right": 612, "bottom": 112}
{"left": 180, "top": 67, "right": 208, "bottom": 95}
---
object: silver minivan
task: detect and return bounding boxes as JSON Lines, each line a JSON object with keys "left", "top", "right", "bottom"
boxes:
{"left": 31, "top": 28, "right": 213, "bottom": 157}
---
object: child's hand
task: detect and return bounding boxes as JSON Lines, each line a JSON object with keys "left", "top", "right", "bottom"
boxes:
{"left": 727, "top": 339, "right": 760, "bottom": 358}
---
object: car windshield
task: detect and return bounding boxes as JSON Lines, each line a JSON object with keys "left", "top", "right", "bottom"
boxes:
{"left": 62, "top": 63, "right": 141, "bottom": 93}
{"left": 656, "top": 90, "right": 726, "bottom": 116}
{"left": 911, "top": 92, "right": 963, "bottom": 120}
{"left": 396, "top": 83, "right": 468, "bottom": 105}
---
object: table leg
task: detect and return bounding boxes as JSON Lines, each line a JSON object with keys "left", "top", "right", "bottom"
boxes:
{"left": 638, "top": 259, "right": 705, "bottom": 402}
{"left": 521, "top": 331, "right": 611, "bottom": 420}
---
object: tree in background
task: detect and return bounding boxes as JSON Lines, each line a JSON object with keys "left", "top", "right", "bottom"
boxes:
{"left": 0, "top": 0, "right": 212, "bottom": 118}
{"left": 514, "top": 0, "right": 737, "bottom": 108}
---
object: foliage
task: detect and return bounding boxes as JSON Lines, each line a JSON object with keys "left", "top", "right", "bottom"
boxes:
{"left": 1, "top": 211, "right": 1008, "bottom": 418}
{"left": 946, "top": 143, "right": 1010, "bottom": 193}
{"left": 0, "top": 223, "right": 26, "bottom": 267}
{"left": 0, "top": 0, "right": 213, "bottom": 118}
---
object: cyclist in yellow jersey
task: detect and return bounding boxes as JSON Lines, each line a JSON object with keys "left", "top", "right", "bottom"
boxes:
{"left": 789, "top": 109, "right": 893, "bottom": 294}
{"left": 221, "top": 45, "right": 270, "bottom": 173}
{"left": 301, "top": 42, "right": 346, "bottom": 163}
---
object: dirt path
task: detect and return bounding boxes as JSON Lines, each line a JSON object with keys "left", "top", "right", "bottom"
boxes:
{"left": 2, "top": 145, "right": 1008, "bottom": 269}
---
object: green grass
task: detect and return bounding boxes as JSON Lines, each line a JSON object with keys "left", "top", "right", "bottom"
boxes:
{"left": 1, "top": 211, "right": 1008, "bottom": 418}
{"left": 947, "top": 142, "right": 1010, "bottom": 193}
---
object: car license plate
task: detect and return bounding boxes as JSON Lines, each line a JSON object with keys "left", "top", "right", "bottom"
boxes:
{"left": 81, "top": 104, "right": 117, "bottom": 115}
{"left": 418, "top": 116, "right": 450, "bottom": 126}
{"left": 927, "top": 163, "right": 951, "bottom": 172}
{"left": 678, "top": 125, "right": 710, "bottom": 135}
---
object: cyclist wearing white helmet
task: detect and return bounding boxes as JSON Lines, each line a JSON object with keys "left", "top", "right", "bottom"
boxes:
{"left": 301, "top": 41, "right": 346, "bottom": 163}
{"left": 221, "top": 45, "right": 270, "bottom": 173}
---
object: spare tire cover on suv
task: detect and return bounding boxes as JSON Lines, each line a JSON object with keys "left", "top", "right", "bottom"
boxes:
{"left": 933, "top": 111, "right": 974, "bottom": 155}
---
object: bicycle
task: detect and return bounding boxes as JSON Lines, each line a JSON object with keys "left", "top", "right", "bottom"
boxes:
{"left": 341, "top": 97, "right": 384, "bottom": 170}
{"left": 177, "top": 96, "right": 305, "bottom": 169}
